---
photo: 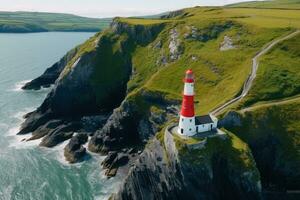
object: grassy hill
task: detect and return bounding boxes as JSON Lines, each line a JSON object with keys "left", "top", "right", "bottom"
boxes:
{"left": 228, "top": 0, "right": 300, "bottom": 9}
{"left": 0, "top": 11, "right": 111, "bottom": 33}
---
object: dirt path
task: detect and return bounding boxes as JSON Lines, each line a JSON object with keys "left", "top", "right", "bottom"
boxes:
{"left": 211, "top": 30, "right": 300, "bottom": 116}
{"left": 240, "top": 95, "right": 300, "bottom": 112}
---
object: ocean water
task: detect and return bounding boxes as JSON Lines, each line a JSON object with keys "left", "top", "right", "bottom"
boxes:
{"left": 0, "top": 32, "right": 121, "bottom": 200}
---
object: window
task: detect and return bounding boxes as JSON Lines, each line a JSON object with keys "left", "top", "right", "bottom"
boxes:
{"left": 181, "top": 129, "right": 183, "bottom": 134}
{"left": 189, "top": 128, "right": 192, "bottom": 131}
{"left": 182, "top": 119, "right": 184, "bottom": 122}
{"left": 190, "top": 119, "right": 192, "bottom": 122}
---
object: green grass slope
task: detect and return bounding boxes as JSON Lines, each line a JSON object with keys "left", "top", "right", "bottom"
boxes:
{"left": 0, "top": 11, "right": 111, "bottom": 33}
{"left": 241, "top": 33, "right": 300, "bottom": 107}
{"left": 228, "top": 0, "right": 300, "bottom": 9}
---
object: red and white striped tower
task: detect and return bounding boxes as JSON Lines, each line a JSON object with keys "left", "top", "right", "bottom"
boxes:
{"left": 178, "top": 69, "right": 196, "bottom": 136}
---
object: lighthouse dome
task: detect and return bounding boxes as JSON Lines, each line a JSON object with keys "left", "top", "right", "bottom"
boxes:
{"left": 185, "top": 69, "right": 194, "bottom": 82}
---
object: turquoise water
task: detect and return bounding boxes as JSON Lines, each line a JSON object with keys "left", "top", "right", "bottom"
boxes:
{"left": 0, "top": 32, "right": 121, "bottom": 200}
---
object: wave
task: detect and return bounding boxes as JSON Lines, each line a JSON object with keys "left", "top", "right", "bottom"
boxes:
{"left": 9, "top": 79, "right": 31, "bottom": 92}
{"left": 8, "top": 79, "right": 54, "bottom": 93}
{"left": 6, "top": 107, "right": 42, "bottom": 149}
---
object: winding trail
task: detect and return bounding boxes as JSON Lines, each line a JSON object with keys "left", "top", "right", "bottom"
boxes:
{"left": 240, "top": 95, "right": 300, "bottom": 113}
{"left": 211, "top": 30, "right": 300, "bottom": 116}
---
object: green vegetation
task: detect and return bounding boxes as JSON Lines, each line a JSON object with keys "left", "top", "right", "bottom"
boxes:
{"left": 0, "top": 11, "right": 111, "bottom": 33}
{"left": 174, "top": 130, "right": 260, "bottom": 181}
{"left": 228, "top": 0, "right": 300, "bottom": 9}
{"left": 59, "top": 4, "right": 300, "bottom": 116}
{"left": 241, "top": 33, "right": 300, "bottom": 107}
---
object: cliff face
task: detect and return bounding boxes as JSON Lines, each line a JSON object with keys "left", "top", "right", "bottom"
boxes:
{"left": 19, "top": 19, "right": 168, "bottom": 163}
{"left": 220, "top": 105, "right": 300, "bottom": 191}
{"left": 113, "top": 129, "right": 262, "bottom": 200}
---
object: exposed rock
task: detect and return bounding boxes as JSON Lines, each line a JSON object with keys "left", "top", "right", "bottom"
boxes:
{"left": 88, "top": 101, "right": 141, "bottom": 154}
{"left": 153, "top": 40, "right": 162, "bottom": 49}
{"left": 156, "top": 55, "right": 167, "bottom": 66}
{"left": 219, "top": 111, "right": 242, "bottom": 127}
{"left": 102, "top": 152, "right": 129, "bottom": 178}
{"left": 161, "top": 9, "right": 185, "bottom": 19}
{"left": 39, "top": 121, "right": 81, "bottom": 147}
{"left": 18, "top": 31, "right": 132, "bottom": 136}
{"left": 112, "top": 130, "right": 262, "bottom": 200}
{"left": 64, "top": 133, "right": 88, "bottom": 163}
{"left": 111, "top": 19, "right": 165, "bottom": 45}
{"left": 220, "top": 35, "right": 236, "bottom": 51}
{"left": 27, "top": 119, "right": 64, "bottom": 141}
{"left": 80, "top": 114, "right": 109, "bottom": 134}
{"left": 184, "top": 22, "right": 233, "bottom": 42}
{"left": 169, "top": 28, "right": 183, "bottom": 61}
{"left": 191, "top": 55, "right": 198, "bottom": 61}
{"left": 22, "top": 48, "right": 77, "bottom": 90}
{"left": 17, "top": 110, "right": 55, "bottom": 135}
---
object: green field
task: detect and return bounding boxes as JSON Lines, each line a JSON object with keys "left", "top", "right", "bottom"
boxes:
{"left": 0, "top": 11, "right": 111, "bottom": 32}
{"left": 228, "top": 0, "right": 300, "bottom": 9}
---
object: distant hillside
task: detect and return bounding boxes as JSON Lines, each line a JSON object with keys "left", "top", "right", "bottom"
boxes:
{"left": 0, "top": 11, "right": 112, "bottom": 33}
{"left": 228, "top": 0, "right": 300, "bottom": 9}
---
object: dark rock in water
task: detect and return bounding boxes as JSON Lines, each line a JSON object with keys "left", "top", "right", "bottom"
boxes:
{"left": 64, "top": 133, "right": 88, "bottom": 163}
{"left": 102, "top": 151, "right": 118, "bottom": 168}
{"left": 27, "top": 119, "right": 64, "bottom": 141}
{"left": 39, "top": 121, "right": 81, "bottom": 147}
{"left": 17, "top": 110, "right": 55, "bottom": 135}
{"left": 106, "top": 167, "right": 118, "bottom": 178}
{"left": 22, "top": 48, "right": 77, "bottom": 90}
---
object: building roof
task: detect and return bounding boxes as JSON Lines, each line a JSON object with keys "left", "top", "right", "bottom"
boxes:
{"left": 195, "top": 115, "right": 213, "bottom": 125}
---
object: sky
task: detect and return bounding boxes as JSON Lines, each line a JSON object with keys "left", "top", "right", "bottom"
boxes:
{"left": 0, "top": 0, "right": 262, "bottom": 18}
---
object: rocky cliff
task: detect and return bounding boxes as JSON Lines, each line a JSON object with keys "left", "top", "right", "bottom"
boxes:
{"left": 112, "top": 128, "right": 262, "bottom": 200}
{"left": 220, "top": 106, "right": 300, "bottom": 192}
{"left": 19, "top": 18, "right": 168, "bottom": 165}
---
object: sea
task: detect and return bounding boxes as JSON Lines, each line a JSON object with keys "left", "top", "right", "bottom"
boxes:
{"left": 0, "top": 32, "right": 122, "bottom": 200}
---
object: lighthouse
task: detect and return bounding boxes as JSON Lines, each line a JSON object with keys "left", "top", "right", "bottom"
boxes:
{"left": 178, "top": 69, "right": 196, "bottom": 136}
{"left": 178, "top": 69, "right": 218, "bottom": 136}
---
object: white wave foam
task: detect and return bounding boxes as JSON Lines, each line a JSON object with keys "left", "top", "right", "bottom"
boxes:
{"left": 9, "top": 79, "right": 31, "bottom": 92}
{"left": 0, "top": 184, "right": 13, "bottom": 200}
{"left": 8, "top": 133, "right": 43, "bottom": 149}
{"left": 12, "top": 108, "right": 33, "bottom": 121}
{"left": 6, "top": 107, "right": 39, "bottom": 149}
{"left": 8, "top": 79, "right": 53, "bottom": 93}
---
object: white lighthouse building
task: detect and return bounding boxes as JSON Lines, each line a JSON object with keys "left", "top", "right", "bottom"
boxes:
{"left": 178, "top": 69, "right": 218, "bottom": 137}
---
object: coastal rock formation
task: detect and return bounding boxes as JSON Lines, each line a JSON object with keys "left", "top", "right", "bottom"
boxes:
{"left": 64, "top": 133, "right": 88, "bottom": 163}
{"left": 112, "top": 129, "right": 262, "bottom": 200}
{"left": 88, "top": 90, "right": 177, "bottom": 155}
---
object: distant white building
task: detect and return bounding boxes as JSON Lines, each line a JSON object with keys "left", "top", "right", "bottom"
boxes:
{"left": 178, "top": 69, "right": 218, "bottom": 137}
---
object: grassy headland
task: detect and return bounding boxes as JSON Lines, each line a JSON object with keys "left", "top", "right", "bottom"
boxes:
{"left": 0, "top": 11, "right": 111, "bottom": 33}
